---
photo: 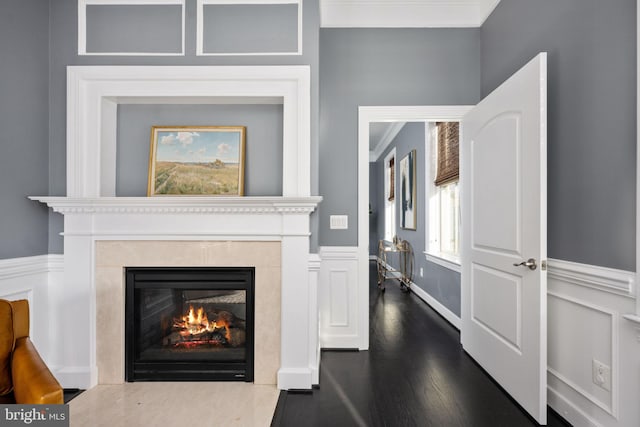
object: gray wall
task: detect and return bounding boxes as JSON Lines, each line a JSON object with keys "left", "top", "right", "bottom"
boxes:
{"left": 86, "top": 5, "right": 183, "bottom": 54}
{"left": 0, "top": 0, "right": 50, "bottom": 259}
{"left": 47, "top": 0, "right": 320, "bottom": 253}
{"left": 319, "top": 28, "right": 481, "bottom": 247}
{"left": 116, "top": 104, "right": 283, "bottom": 196}
{"left": 481, "top": 0, "right": 636, "bottom": 271}
{"left": 373, "top": 123, "right": 460, "bottom": 316}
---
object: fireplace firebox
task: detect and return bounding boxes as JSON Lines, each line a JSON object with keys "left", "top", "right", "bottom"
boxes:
{"left": 125, "top": 267, "right": 254, "bottom": 382}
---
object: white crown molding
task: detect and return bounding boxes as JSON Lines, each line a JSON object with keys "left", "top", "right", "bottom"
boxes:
{"left": 30, "top": 196, "right": 322, "bottom": 215}
{"left": 320, "top": 0, "right": 501, "bottom": 28}
{"left": 370, "top": 122, "right": 405, "bottom": 162}
{"left": 547, "top": 258, "right": 635, "bottom": 298}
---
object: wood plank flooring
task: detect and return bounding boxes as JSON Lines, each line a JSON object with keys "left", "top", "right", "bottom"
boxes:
{"left": 271, "top": 262, "right": 569, "bottom": 427}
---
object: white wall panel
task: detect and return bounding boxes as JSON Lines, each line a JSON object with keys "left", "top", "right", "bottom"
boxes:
{"left": 319, "top": 247, "right": 359, "bottom": 348}
{"left": 547, "top": 259, "right": 639, "bottom": 427}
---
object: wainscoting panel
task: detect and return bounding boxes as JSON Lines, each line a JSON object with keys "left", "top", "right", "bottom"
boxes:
{"left": 319, "top": 247, "right": 359, "bottom": 348}
{"left": 546, "top": 258, "right": 639, "bottom": 427}
{"left": 0, "top": 255, "right": 62, "bottom": 367}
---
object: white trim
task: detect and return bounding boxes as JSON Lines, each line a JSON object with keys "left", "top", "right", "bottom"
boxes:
{"left": 65, "top": 65, "right": 311, "bottom": 198}
{"left": 320, "top": 0, "right": 501, "bottom": 28}
{"left": 548, "top": 386, "right": 604, "bottom": 427}
{"left": 29, "top": 196, "right": 321, "bottom": 215}
{"left": 358, "top": 106, "right": 473, "bottom": 351}
{"left": 635, "top": 0, "right": 640, "bottom": 320}
{"left": 370, "top": 122, "right": 405, "bottom": 162}
{"left": 383, "top": 148, "right": 396, "bottom": 242}
{"left": 377, "top": 256, "right": 461, "bottom": 329}
{"left": 0, "top": 255, "right": 52, "bottom": 280}
{"left": 319, "top": 246, "right": 359, "bottom": 261}
{"left": 547, "top": 291, "right": 619, "bottom": 418}
{"left": 424, "top": 252, "right": 461, "bottom": 273}
{"left": 196, "top": 0, "right": 303, "bottom": 56}
{"left": 78, "top": 0, "right": 186, "bottom": 56}
{"left": 409, "top": 281, "right": 461, "bottom": 330}
{"left": 547, "top": 258, "right": 635, "bottom": 298}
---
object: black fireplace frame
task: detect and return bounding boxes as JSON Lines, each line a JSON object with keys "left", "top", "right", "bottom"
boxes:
{"left": 125, "top": 267, "right": 255, "bottom": 382}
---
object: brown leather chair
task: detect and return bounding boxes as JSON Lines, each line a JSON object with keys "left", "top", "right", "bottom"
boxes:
{"left": 0, "top": 299, "right": 63, "bottom": 404}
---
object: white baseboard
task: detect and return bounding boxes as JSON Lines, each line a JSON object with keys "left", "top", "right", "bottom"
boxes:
{"left": 52, "top": 365, "right": 95, "bottom": 390}
{"left": 548, "top": 386, "right": 603, "bottom": 427}
{"left": 408, "top": 282, "right": 461, "bottom": 330}
{"left": 377, "top": 256, "right": 461, "bottom": 330}
{"left": 277, "top": 367, "right": 313, "bottom": 390}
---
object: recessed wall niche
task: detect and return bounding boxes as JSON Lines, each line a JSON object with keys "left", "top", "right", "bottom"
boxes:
{"left": 116, "top": 104, "right": 284, "bottom": 197}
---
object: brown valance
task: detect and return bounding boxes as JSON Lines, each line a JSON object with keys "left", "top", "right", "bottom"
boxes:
{"left": 388, "top": 156, "right": 395, "bottom": 201}
{"left": 434, "top": 122, "right": 459, "bottom": 186}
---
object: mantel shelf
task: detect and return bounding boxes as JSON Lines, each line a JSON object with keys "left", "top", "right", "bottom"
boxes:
{"left": 29, "top": 196, "right": 322, "bottom": 215}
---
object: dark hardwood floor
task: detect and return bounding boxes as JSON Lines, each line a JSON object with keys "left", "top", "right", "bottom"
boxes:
{"left": 271, "top": 261, "right": 570, "bottom": 427}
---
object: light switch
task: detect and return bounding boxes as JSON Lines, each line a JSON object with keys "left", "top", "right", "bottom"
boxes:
{"left": 330, "top": 215, "right": 348, "bottom": 230}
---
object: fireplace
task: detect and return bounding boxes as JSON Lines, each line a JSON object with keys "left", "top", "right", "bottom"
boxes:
{"left": 125, "top": 267, "right": 255, "bottom": 382}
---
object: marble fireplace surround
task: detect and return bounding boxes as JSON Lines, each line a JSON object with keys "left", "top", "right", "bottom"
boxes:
{"left": 96, "top": 240, "right": 281, "bottom": 385}
{"left": 31, "top": 65, "right": 321, "bottom": 390}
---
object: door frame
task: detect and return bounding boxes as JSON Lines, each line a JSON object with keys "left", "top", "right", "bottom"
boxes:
{"left": 357, "top": 105, "right": 473, "bottom": 349}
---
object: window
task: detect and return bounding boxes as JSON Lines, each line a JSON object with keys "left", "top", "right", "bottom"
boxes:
{"left": 384, "top": 148, "right": 396, "bottom": 242}
{"left": 427, "top": 122, "right": 460, "bottom": 270}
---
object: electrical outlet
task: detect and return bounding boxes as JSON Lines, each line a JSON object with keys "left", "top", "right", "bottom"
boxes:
{"left": 592, "top": 359, "right": 611, "bottom": 391}
{"left": 419, "top": 268, "right": 424, "bottom": 277}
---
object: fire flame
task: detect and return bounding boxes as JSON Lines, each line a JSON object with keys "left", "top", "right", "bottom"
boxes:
{"left": 175, "top": 305, "right": 231, "bottom": 342}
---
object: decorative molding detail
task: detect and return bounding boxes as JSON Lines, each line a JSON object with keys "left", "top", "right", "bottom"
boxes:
{"left": 370, "top": 122, "right": 405, "bottom": 162}
{"left": 318, "top": 246, "right": 360, "bottom": 349}
{"left": 547, "top": 258, "right": 635, "bottom": 298}
{"left": 547, "top": 291, "right": 619, "bottom": 418}
{"left": 29, "top": 197, "right": 322, "bottom": 215}
{"left": 78, "top": 0, "right": 186, "bottom": 56}
{"left": 320, "top": 0, "right": 501, "bottom": 28}
{"left": 622, "top": 314, "right": 640, "bottom": 324}
{"left": 64, "top": 65, "right": 311, "bottom": 198}
{"left": 196, "top": 0, "right": 302, "bottom": 56}
{"left": 0, "top": 255, "right": 53, "bottom": 281}
{"left": 319, "top": 246, "right": 359, "bottom": 261}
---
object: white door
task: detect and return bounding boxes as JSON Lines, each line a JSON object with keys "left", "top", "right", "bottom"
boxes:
{"left": 461, "top": 53, "right": 547, "bottom": 424}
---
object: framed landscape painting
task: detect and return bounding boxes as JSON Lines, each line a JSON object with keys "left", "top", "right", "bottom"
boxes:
{"left": 400, "top": 149, "right": 416, "bottom": 230}
{"left": 147, "top": 126, "right": 246, "bottom": 196}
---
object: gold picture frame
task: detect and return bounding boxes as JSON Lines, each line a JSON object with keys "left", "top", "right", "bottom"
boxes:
{"left": 147, "top": 126, "right": 246, "bottom": 196}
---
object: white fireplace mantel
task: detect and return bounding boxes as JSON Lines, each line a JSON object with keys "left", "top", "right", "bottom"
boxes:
{"left": 32, "top": 65, "right": 321, "bottom": 391}
{"left": 30, "top": 196, "right": 322, "bottom": 215}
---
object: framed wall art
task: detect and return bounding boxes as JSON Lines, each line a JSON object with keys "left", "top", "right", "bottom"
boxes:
{"left": 147, "top": 126, "right": 246, "bottom": 196}
{"left": 400, "top": 149, "right": 416, "bottom": 230}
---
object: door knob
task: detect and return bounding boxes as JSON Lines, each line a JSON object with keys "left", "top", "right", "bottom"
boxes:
{"left": 513, "top": 258, "right": 537, "bottom": 270}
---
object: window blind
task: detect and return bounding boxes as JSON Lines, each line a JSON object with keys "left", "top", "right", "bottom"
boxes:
{"left": 434, "top": 122, "right": 459, "bottom": 186}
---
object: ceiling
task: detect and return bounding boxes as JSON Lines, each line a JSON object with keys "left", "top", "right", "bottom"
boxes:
{"left": 320, "top": 0, "right": 501, "bottom": 28}
{"left": 369, "top": 122, "right": 406, "bottom": 161}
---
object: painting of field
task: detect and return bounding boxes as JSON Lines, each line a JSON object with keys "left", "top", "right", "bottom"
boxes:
{"left": 154, "top": 161, "right": 240, "bottom": 195}
{"left": 148, "top": 126, "right": 245, "bottom": 196}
